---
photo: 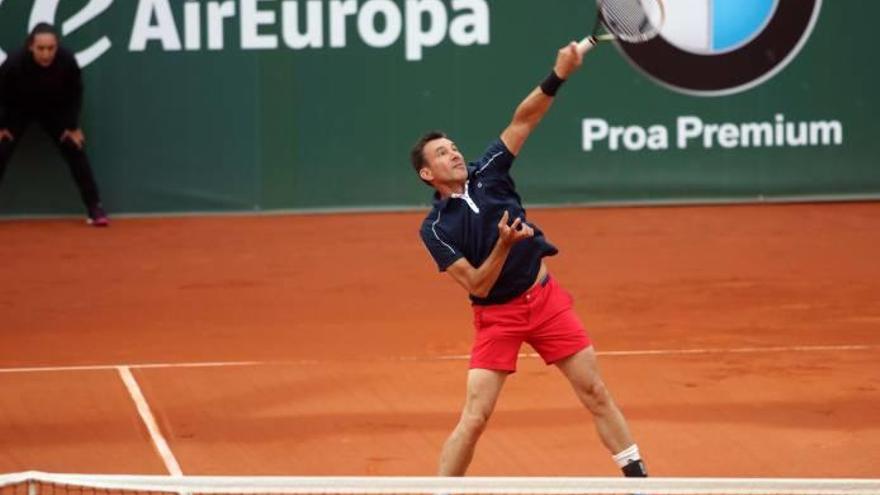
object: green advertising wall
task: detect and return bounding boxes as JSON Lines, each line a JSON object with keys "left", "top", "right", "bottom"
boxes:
{"left": 0, "top": 0, "right": 877, "bottom": 216}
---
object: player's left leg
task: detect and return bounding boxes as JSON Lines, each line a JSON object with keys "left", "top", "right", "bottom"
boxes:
{"left": 555, "top": 347, "right": 647, "bottom": 476}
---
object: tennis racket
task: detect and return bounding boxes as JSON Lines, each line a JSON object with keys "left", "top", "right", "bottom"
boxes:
{"left": 576, "top": 0, "right": 666, "bottom": 55}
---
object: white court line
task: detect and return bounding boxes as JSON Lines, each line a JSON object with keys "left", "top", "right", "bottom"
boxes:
{"left": 0, "top": 361, "right": 261, "bottom": 374}
{"left": 599, "top": 344, "right": 875, "bottom": 357}
{"left": 426, "top": 344, "right": 877, "bottom": 362}
{"left": 117, "top": 366, "right": 184, "bottom": 477}
{"left": 0, "top": 344, "right": 875, "bottom": 374}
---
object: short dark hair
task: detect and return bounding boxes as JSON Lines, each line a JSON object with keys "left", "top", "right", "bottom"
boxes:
{"left": 410, "top": 130, "right": 447, "bottom": 186}
{"left": 27, "top": 23, "right": 59, "bottom": 46}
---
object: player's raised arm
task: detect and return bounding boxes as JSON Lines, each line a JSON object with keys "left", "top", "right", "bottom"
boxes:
{"left": 500, "top": 41, "right": 585, "bottom": 156}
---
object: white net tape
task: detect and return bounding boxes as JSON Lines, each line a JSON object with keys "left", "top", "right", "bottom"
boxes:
{"left": 1, "top": 472, "right": 879, "bottom": 495}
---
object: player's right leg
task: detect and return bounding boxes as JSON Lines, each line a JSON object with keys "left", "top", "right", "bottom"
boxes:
{"left": 0, "top": 120, "right": 27, "bottom": 183}
{"left": 438, "top": 368, "right": 508, "bottom": 476}
{"left": 0, "top": 138, "right": 14, "bottom": 183}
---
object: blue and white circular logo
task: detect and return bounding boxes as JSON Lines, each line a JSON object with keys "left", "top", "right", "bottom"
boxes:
{"left": 618, "top": 0, "right": 822, "bottom": 96}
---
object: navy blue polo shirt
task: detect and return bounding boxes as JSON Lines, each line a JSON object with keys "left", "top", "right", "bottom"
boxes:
{"left": 419, "top": 138, "right": 558, "bottom": 305}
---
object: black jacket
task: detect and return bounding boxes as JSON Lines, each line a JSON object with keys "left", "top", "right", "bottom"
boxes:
{"left": 0, "top": 46, "right": 83, "bottom": 130}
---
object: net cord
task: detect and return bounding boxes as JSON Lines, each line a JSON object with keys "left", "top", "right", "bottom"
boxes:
{"left": 2, "top": 472, "right": 880, "bottom": 495}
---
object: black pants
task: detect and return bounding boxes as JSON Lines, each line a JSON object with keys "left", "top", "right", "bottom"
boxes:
{"left": 0, "top": 116, "right": 102, "bottom": 211}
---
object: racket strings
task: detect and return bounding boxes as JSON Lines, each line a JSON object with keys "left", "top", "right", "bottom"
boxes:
{"left": 599, "top": 0, "right": 660, "bottom": 42}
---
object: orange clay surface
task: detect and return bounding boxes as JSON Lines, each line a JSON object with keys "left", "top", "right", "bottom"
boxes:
{"left": 0, "top": 202, "right": 878, "bottom": 477}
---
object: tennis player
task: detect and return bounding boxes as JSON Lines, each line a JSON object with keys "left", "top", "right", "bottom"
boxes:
{"left": 411, "top": 41, "right": 648, "bottom": 477}
{"left": 0, "top": 23, "right": 108, "bottom": 226}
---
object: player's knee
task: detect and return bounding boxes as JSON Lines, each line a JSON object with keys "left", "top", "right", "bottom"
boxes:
{"left": 578, "top": 379, "right": 612, "bottom": 414}
{"left": 459, "top": 408, "right": 492, "bottom": 436}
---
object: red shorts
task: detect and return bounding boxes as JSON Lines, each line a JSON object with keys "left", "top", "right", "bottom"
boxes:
{"left": 470, "top": 275, "right": 591, "bottom": 372}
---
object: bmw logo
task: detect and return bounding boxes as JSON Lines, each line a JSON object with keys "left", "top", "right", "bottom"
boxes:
{"left": 618, "top": 0, "right": 823, "bottom": 96}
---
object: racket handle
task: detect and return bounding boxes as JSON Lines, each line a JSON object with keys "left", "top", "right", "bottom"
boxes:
{"left": 576, "top": 36, "right": 597, "bottom": 56}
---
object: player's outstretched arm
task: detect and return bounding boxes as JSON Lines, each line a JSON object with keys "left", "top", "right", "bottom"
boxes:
{"left": 500, "top": 42, "right": 584, "bottom": 156}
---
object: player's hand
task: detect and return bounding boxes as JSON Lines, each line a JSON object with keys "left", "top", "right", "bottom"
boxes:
{"left": 60, "top": 129, "right": 85, "bottom": 150}
{"left": 554, "top": 41, "right": 584, "bottom": 80}
{"left": 0, "top": 129, "right": 13, "bottom": 142}
{"left": 497, "top": 210, "right": 535, "bottom": 247}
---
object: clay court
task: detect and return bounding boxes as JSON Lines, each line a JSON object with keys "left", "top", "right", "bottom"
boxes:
{"left": 0, "top": 202, "right": 878, "bottom": 477}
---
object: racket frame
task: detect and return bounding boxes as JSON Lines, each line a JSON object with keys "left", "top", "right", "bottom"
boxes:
{"left": 578, "top": 0, "right": 665, "bottom": 54}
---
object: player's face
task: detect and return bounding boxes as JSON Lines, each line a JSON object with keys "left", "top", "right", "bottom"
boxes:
{"left": 29, "top": 33, "right": 58, "bottom": 67}
{"left": 420, "top": 138, "right": 467, "bottom": 186}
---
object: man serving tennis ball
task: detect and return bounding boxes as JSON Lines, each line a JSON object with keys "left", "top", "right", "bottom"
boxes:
{"left": 410, "top": 41, "right": 648, "bottom": 477}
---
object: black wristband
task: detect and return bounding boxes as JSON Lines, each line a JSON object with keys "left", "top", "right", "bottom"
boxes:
{"left": 539, "top": 70, "right": 566, "bottom": 97}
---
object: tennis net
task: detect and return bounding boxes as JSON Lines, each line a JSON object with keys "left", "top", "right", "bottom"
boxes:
{"left": 1, "top": 472, "right": 878, "bottom": 495}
